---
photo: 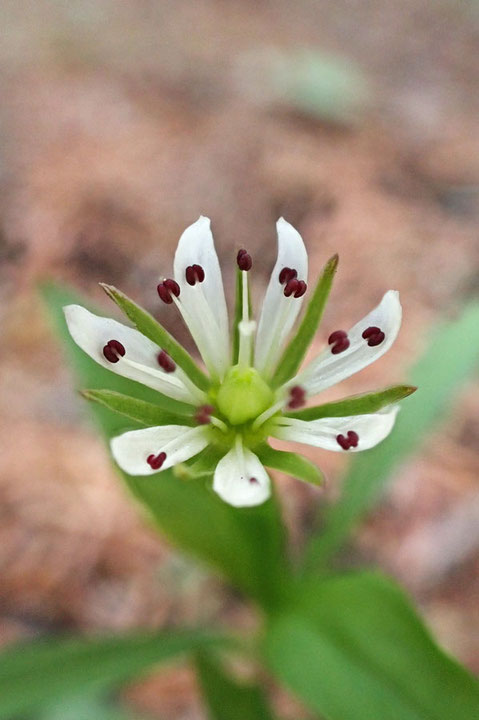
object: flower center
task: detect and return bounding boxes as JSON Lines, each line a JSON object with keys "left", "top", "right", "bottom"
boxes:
{"left": 216, "top": 364, "right": 274, "bottom": 425}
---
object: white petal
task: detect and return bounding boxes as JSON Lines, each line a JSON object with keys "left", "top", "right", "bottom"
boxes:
{"left": 64, "top": 305, "right": 202, "bottom": 404}
{"left": 111, "top": 425, "right": 210, "bottom": 476}
{"left": 213, "top": 446, "right": 271, "bottom": 507}
{"left": 272, "top": 405, "right": 399, "bottom": 452}
{"left": 255, "top": 218, "right": 308, "bottom": 377}
{"left": 294, "top": 291, "right": 402, "bottom": 397}
{"left": 173, "top": 216, "right": 229, "bottom": 376}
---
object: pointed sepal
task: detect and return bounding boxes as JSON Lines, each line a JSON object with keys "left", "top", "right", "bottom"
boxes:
{"left": 255, "top": 443, "right": 325, "bottom": 487}
{"left": 285, "top": 385, "right": 417, "bottom": 421}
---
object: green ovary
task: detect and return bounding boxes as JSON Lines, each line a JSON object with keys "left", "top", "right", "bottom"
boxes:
{"left": 216, "top": 365, "right": 274, "bottom": 425}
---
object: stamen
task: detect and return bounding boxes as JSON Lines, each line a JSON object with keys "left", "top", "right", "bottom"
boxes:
{"left": 147, "top": 451, "right": 167, "bottom": 470}
{"left": 294, "top": 280, "right": 307, "bottom": 298}
{"left": 279, "top": 267, "right": 297, "bottom": 284}
{"left": 157, "top": 278, "right": 180, "bottom": 304}
{"left": 328, "top": 330, "right": 350, "bottom": 354}
{"left": 336, "top": 431, "right": 359, "bottom": 450}
{"left": 284, "top": 278, "right": 300, "bottom": 297}
{"left": 103, "top": 339, "right": 126, "bottom": 363}
{"left": 237, "top": 249, "right": 252, "bottom": 271}
{"left": 362, "top": 325, "right": 385, "bottom": 346}
{"left": 287, "top": 385, "right": 306, "bottom": 409}
{"left": 249, "top": 476, "right": 259, "bottom": 484}
{"left": 185, "top": 264, "right": 205, "bottom": 285}
{"left": 157, "top": 350, "right": 176, "bottom": 373}
{"left": 195, "top": 404, "right": 215, "bottom": 425}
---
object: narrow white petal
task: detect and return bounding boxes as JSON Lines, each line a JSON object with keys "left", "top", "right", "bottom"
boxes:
{"left": 173, "top": 216, "right": 229, "bottom": 376}
{"left": 111, "top": 425, "right": 210, "bottom": 476}
{"left": 213, "top": 445, "right": 271, "bottom": 507}
{"left": 273, "top": 405, "right": 399, "bottom": 452}
{"left": 255, "top": 218, "right": 308, "bottom": 377}
{"left": 294, "top": 291, "right": 402, "bottom": 397}
{"left": 64, "top": 305, "right": 202, "bottom": 404}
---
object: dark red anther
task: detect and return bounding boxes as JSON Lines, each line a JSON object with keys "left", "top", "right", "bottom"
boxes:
{"left": 185, "top": 264, "right": 205, "bottom": 285}
{"left": 157, "top": 350, "right": 176, "bottom": 373}
{"left": 102, "top": 339, "right": 126, "bottom": 363}
{"left": 336, "top": 431, "right": 359, "bottom": 450}
{"left": 288, "top": 385, "right": 306, "bottom": 409}
{"left": 237, "top": 248, "right": 252, "bottom": 271}
{"left": 294, "top": 280, "right": 307, "bottom": 298}
{"left": 279, "top": 267, "right": 297, "bottom": 285}
{"left": 195, "top": 404, "right": 215, "bottom": 425}
{"left": 347, "top": 430, "right": 359, "bottom": 447}
{"left": 147, "top": 451, "right": 167, "bottom": 470}
{"left": 249, "top": 476, "right": 259, "bottom": 484}
{"left": 284, "top": 277, "right": 300, "bottom": 297}
{"left": 157, "top": 278, "right": 180, "bottom": 304}
{"left": 328, "top": 330, "right": 350, "bottom": 354}
{"left": 362, "top": 326, "right": 385, "bottom": 347}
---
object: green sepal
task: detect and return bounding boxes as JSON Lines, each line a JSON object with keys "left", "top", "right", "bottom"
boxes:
{"left": 232, "top": 267, "right": 252, "bottom": 364}
{"left": 82, "top": 389, "right": 196, "bottom": 426}
{"left": 174, "top": 445, "right": 225, "bottom": 479}
{"left": 256, "top": 443, "right": 324, "bottom": 487}
{"left": 101, "top": 284, "right": 210, "bottom": 392}
{"left": 271, "top": 253, "right": 338, "bottom": 388}
{"left": 286, "top": 385, "right": 417, "bottom": 421}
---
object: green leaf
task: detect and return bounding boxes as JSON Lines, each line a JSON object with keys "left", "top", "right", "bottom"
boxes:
{"left": 38, "top": 694, "right": 146, "bottom": 720}
{"left": 196, "top": 652, "right": 276, "bottom": 720}
{"left": 256, "top": 443, "right": 324, "bottom": 486}
{"left": 0, "top": 630, "right": 226, "bottom": 719}
{"left": 271, "top": 254, "right": 338, "bottom": 388}
{"left": 304, "top": 301, "right": 479, "bottom": 571}
{"left": 82, "top": 389, "right": 195, "bottom": 426}
{"left": 101, "top": 284, "right": 210, "bottom": 392}
{"left": 286, "top": 385, "right": 416, "bottom": 421}
{"left": 42, "top": 282, "right": 291, "bottom": 610}
{"left": 264, "top": 572, "right": 479, "bottom": 720}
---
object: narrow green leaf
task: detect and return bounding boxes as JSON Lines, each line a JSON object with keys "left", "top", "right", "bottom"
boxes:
{"left": 39, "top": 693, "right": 147, "bottom": 720}
{"left": 256, "top": 444, "right": 324, "bottom": 486}
{"left": 196, "top": 652, "right": 276, "bottom": 720}
{"left": 43, "top": 282, "right": 291, "bottom": 610}
{"left": 304, "top": 301, "right": 479, "bottom": 571}
{"left": 0, "top": 630, "right": 226, "bottom": 719}
{"left": 101, "top": 284, "right": 210, "bottom": 392}
{"left": 272, "top": 254, "right": 338, "bottom": 388}
{"left": 82, "top": 389, "right": 195, "bottom": 426}
{"left": 286, "top": 385, "right": 416, "bottom": 421}
{"left": 264, "top": 572, "right": 479, "bottom": 720}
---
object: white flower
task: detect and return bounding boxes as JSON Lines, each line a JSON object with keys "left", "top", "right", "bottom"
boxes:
{"left": 64, "top": 216, "right": 410, "bottom": 508}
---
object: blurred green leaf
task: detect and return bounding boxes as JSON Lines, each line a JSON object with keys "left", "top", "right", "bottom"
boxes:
{"left": 256, "top": 443, "right": 324, "bottom": 486}
{"left": 304, "top": 302, "right": 479, "bottom": 571}
{"left": 82, "top": 388, "right": 195, "bottom": 426}
{"left": 42, "top": 282, "right": 290, "bottom": 609}
{"left": 272, "top": 254, "right": 338, "bottom": 388}
{"left": 196, "top": 652, "right": 276, "bottom": 720}
{"left": 264, "top": 572, "right": 479, "bottom": 720}
{"left": 286, "top": 385, "right": 416, "bottom": 421}
{"left": 38, "top": 693, "right": 145, "bottom": 720}
{"left": 270, "top": 50, "right": 369, "bottom": 124}
{"left": 0, "top": 630, "right": 226, "bottom": 719}
{"left": 101, "top": 284, "right": 210, "bottom": 391}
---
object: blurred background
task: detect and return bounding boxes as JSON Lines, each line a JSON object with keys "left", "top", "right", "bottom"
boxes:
{"left": 0, "top": 1, "right": 478, "bottom": 717}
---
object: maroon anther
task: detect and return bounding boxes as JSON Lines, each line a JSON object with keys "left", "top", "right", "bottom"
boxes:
{"left": 157, "top": 350, "right": 176, "bottom": 373}
{"left": 237, "top": 249, "right": 252, "bottom": 271}
{"left": 102, "top": 339, "right": 126, "bottom": 363}
{"left": 249, "top": 476, "right": 259, "bottom": 484}
{"left": 283, "top": 277, "right": 299, "bottom": 297}
{"left": 279, "top": 267, "right": 297, "bottom": 285}
{"left": 185, "top": 264, "right": 205, "bottom": 286}
{"left": 195, "top": 404, "right": 215, "bottom": 425}
{"left": 147, "top": 451, "right": 167, "bottom": 470}
{"left": 336, "top": 431, "right": 359, "bottom": 451}
{"left": 288, "top": 385, "right": 306, "bottom": 409}
{"left": 157, "top": 278, "right": 180, "bottom": 304}
{"left": 293, "top": 280, "right": 307, "bottom": 298}
{"left": 328, "top": 330, "right": 350, "bottom": 355}
{"left": 362, "top": 325, "right": 385, "bottom": 347}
